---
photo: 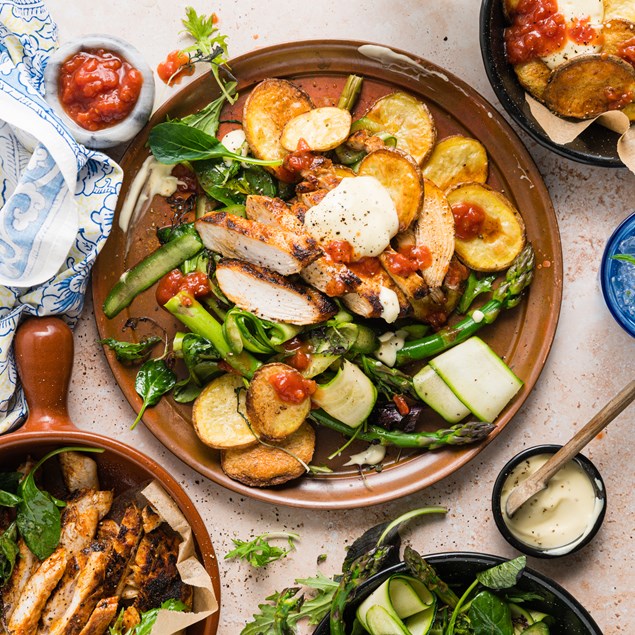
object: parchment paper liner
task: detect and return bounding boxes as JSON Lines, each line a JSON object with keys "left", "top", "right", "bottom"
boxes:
{"left": 526, "top": 95, "right": 635, "bottom": 173}
{"left": 140, "top": 481, "right": 218, "bottom": 635}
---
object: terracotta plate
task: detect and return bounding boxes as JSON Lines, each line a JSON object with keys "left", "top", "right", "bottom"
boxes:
{"left": 92, "top": 41, "right": 562, "bottom": 509}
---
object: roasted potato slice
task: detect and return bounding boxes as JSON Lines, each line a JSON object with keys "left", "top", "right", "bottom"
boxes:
{"left": 361, "top": 91, "right": 436, "bottom": 164}
{"left": 221, "top": 422, "right": 316, "bottom": 487}
{"left": 604, "top": 0, "right": 635, "bottom": 23}
{"left": 280, "top": 107, "right": 352, "bottom": 152}
{"left": 416, "top": 179, "right": 456, "bottom": 288}
{"left": 513, "top": 59, "right": 551, "bottom": 103}
{"left": 246, "top": 363, "right": 312, "bottom": 441}
{"left": 333, "top": 164, "right": 356, "bottom": 179}
{"left": 192, "top": 374, "right": 257, "bottom": 450}
{"left": 543, "top": 54, "right": 635, "bottom": 118}
{"left": 357, "top": 148, "right": 424, "bottom": 231}
{"left": 602, "top": 18, "right": 635, "bottom": 57}
{"left": 623, "top": 102, "right": 635, "bottom": 120}
{"left": 422, "top": 135, "right": 488, "bottom": 192}
{"left": 446, "top": 183, "right": 525, "bottom": 272}
{"left": 243, "top": 78, "right": 313, "bottom": 166}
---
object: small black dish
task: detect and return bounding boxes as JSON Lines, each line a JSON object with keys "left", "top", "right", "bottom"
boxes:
{"left": 479, "top": 0, "right": 623, "bottom": 167}
{"left": 492, "top": 444, "right": 607, "bottom": 559}
{"left": 313, "top": 554, "right": 603, "bottom": 634}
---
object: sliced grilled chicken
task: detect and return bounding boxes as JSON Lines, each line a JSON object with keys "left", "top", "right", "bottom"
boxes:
{"left": 343, "top": 266, "right": 410, "bottom": 322}
{"left": 297, "top": 189, "right": 329, "bottom": 209}
{"left": 141, "top": 505, "right": 163, "bottom": 534}
{"left": 47, "top": 548, "right": 109, "bottom": 635}
{"left": 300, "top": 257, "right": 361, "bottom": 297}
{"left": 77, "top": 597, "right": 118, "bottom": 635}
{"left": 59, "top": 453, "right": 99, "bottom": 492}
{"left": 379, "top": 248, "right": 429, "bottom": 301}
{"left": 216, "top": 259, "right": 337, "bottom": 325}
{"left": 195, "top": 212, "right": 320, "bottom": 275}
{"left": 245, "top": 195, "right": 306, "bottom": 233}
{"left": 1, "top": 539, "right": 37, "bottom": 624}
{"left": 346, "top": 129, "right": 387, "bottom": 154}
{"left": 6, "top": 547, "right": 67, "bottom": 635}
{"left": 416, "top": 179, "right": 455, "bottom": 288}
{"left": 130, "top": 523, "right": 192, "bottom": 613}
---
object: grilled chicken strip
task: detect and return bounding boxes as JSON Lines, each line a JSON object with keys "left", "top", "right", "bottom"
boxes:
{"left": 6, "top": 547, "right": 67, "bottom": 635}
{"left": 1, "top": 540, "right": 38, "bottom": 625}
{"left": 59, "top": 453, "right": 99, "bottom": 492}
{"left": 379, "top": 248, "right": 429, "bottom": 302}
{"left": 216, "top": 259, "right": 337, "bottom": 325}
{"left": 343, "top": 266, "right": 410, "bottom": 321}
{"left": 245, "top": 195, "right": 306, "bottom": 233}
{"left": 77, "top": 597, "right": 118, "bottom": 635}
{"left": 195, "top": 212, "right": 320, "bottom": 275}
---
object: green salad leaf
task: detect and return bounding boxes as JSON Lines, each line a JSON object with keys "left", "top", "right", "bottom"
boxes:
{"left": 225, "top": 532, "right": 299, "bottom": 568}
{"left": 131, "top": 359, "right": 177, "bottom": 429}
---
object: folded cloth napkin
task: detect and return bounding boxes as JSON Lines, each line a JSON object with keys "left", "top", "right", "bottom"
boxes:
{"left": 0, "top": 0, "right": 123, "bottom": 433}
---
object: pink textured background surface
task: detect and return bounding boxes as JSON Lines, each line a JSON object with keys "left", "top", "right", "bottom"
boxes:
{"left": 47, "top": 1, "right": 635, "bottom": 632}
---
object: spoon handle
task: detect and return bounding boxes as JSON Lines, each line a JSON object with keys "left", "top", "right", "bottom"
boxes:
{"left": 506, "top": 379, "right": 635, "bottom": 516}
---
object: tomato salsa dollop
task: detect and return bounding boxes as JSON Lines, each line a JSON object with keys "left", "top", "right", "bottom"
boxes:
{"left": 451, "top": 202, "right": 486, "bottom": 241}
{"left": 59, "top": 48, "right": 143, "bottom": 131}
{"left": 156, "top": 270, "right": 211, "bottom": 307}
{"left": 268, "top": 369, "right": 316, "bottom": 404}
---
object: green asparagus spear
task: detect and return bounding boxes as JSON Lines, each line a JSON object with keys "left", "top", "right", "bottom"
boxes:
{"left": 359, "top": 355, "right": 418, "bottom": 399}
{"left": 337, "top": 74, "right": 363, "bottom": 111}
{"left": 311, "top": 409, "right": 494, "bottom": 449}
{"left": 457, "top": 271, "right": 497, "bottom": 314}
{"left": 404, "top": 545, "right": 460, "bottom": 609}
{"left": 395, "top": 244, "right": 535, "bottom": 366}
{"left": 329, "top": 546, "right": 394, "bottom": 635}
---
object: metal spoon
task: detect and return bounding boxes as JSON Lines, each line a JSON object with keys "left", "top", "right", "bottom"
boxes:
{"left": 505, "top": 379, "right": 635, "bottom": 518}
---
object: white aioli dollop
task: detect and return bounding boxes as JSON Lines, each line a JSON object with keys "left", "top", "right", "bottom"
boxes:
{"left": 500, "top": 454, "right": 603, "bottom": 554}
{"left": 344, "top": 444, "right": 387, "bottom": 467}
{"left": 378, "top": 287, "right": 400, "bottom": 324}
{"left": 303, "top": 176, "right": 399, "bottom": 259}
{"left": 540, "top": 0, "right": 604, "bottom": 69}
{"left": 375, "top": 329, "right": 408, "bottom": 367}
{"left": 119, "top": 157, "right": 179, "bottom": 232}
{"left": 221, "top": 128, "right": 248, "bottom": 165}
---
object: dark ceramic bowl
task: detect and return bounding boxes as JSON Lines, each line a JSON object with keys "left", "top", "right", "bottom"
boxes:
{"left": 492, "top": 445, "right": 607, "bottom": 559}
{"left": 314, "top": 554, "right": 603, "bottom": 634}
{"left": 479, "top": 0, "right": 623, "bottom": 167}
{"left": 600, "top": 211, "right": 635, "bottom": 337}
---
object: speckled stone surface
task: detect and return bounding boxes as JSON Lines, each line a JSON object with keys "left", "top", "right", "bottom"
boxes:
{"left": 45, "top": 1, "right": 635, "bottom": 633}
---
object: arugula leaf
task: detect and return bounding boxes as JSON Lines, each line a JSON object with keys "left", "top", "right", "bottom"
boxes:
{"left": 0, "top": 490, "right": 21, "bottom": 507}
{"left": 149, "top": 122, "right": 283, "bottom": 167}
{"left": 468, "top": 590, "right": 514, "bottom": 635}
{"left": 612, "top": 253, "right": 635, "bottom": 265}
{"left": 100, "top": 336, "right": 162, "bottom": 363}
{"left": 241, "top": 592, "right": 280, "bottom": 635}
{"left": 0, "top": 522, "right": 19, "bottom": 586}
{"left": 477, "top": 556, "right": 526, "bottom": 590}
{"left": 16, "top": 447, "right": 103, "bottom": 560}
{"left": 225, "top": 532, "right": 299, "bottom": 568}
{"left": 131, "top": 359, "right": 177, "bottom": 429}
{"left": 273, "top": 588, "right": 303, "bottom": 635}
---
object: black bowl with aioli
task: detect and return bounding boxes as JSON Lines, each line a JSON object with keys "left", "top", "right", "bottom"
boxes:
{"left": 313, "top": 553, "right": 603, "bottom": 634}
{"left": 492, "top": 444, "right": 607, "bottom": 559}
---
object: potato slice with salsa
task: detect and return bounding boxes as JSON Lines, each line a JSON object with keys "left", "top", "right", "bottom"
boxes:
{"left": 446, "top": 183, "right": 525, "bottom": 272}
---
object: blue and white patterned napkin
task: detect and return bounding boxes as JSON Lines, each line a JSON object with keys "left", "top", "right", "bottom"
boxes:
{"left": 0, "top": 0, "right": 123, "bottom": 433}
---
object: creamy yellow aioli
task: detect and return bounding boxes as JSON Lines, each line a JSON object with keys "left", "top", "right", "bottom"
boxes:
{"left": 500, "top": 454, "right": 603, "bottom": 554}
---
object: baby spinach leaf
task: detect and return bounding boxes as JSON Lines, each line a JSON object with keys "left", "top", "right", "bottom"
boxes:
{"left": 16, "top": 446, "right": 103, "bottom": 561}
{"left": 468, "top": 590, "right": 513, "bottom": 635}
{"left": 477, "top": 556, "right": 526, "bottom": 590}
{"left": 132, "top": 359, "right": 177, "bottom": 429}
{"left": 149, "top": 122, "right": 282, "bottom": 167}
{"left": 100, "top": 336, "right": 162, "bottom": 363}
{"left": 0, "top": 472, "right": 21, "bottom": 493}
{"left": 0, "top": 522, "right": 19, "bottom": 586}
{"left": 0, "top": 490, "right": 21, "bottom": 507}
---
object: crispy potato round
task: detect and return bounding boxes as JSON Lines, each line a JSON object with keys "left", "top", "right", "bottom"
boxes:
{"left": 280, "top": 107, "right": 352, "bottom": 152}
{"left": 333, "top": 164, "right": 356, "bottom": 179}
{"left": 243, "top": 78, "right": 313, "bottom": 165}
{"left": 192, "top": 374, "right": 257, "bottom": 450}
{"left": 422, "top": 135, "right": 488, "bottom": 192}
{"left": 357, "top": 148, "right": 424, "bottom": 231}
{"left": 446, "top": 183, "right": 526, "bottom": 272}
{"left": 361, "top": 91, "right": 437, "bottom": 164}
{"left": 543, "top": 54, "right": 635, "bottom": 119}
{"left": 602, "top": 19, "right": 635, "bottom": 57}
{"left": 246, "top": 363, "right": 312, "bottom": 441}
{"left": 513, "top": 59, "right": 551, "bottom": 103}
{"left": 221, "top": 422, "right": 316, "bottom": 487}
{"left": 604, "top": 0, "right": 635, "bottom": 23}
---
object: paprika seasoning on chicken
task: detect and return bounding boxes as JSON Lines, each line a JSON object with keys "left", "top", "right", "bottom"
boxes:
{"left": 58, "top": 48, "right": 143, "bottom": 131}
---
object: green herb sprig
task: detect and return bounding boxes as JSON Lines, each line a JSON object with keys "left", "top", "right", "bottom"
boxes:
{"left": 225, "top": 532, "right": 299, "bottom": 568}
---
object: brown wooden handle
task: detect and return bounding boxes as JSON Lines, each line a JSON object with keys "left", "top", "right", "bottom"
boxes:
{"left": 13, "top": 317, "right": 77, "bottom": 432}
